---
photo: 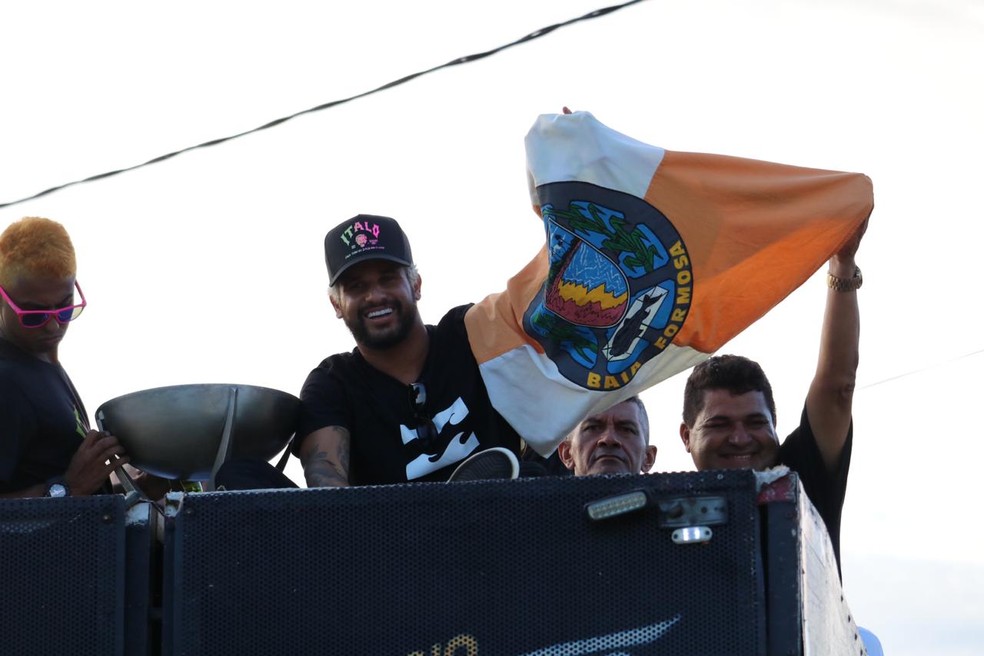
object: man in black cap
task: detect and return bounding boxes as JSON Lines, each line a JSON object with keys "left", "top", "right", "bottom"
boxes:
{"left": 292, "top": 214, "right": 524, "bottom": 486}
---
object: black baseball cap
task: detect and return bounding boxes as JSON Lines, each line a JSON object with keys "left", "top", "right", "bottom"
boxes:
{"left": 324, "top": 214, "right": 414, "bottom": 286}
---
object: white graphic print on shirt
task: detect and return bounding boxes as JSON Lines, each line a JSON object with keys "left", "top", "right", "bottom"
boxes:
{"left": 401, "top": 397, "right": 479, "bottom": 480}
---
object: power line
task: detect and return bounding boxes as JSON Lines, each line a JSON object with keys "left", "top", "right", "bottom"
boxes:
{"left": 0, "top": 0, "right": 646, "bottom": 210}
{"left": 858, "top": 347, "right": 984, "bottom": 390}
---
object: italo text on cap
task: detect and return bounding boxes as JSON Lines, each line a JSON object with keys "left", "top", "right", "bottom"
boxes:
{"left": 324, "top": 214, "right": 414, "bottom": 286}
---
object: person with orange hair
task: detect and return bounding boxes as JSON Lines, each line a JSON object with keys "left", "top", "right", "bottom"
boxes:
{"left": 0, "top": 216, "right": 128, "bottom": 498}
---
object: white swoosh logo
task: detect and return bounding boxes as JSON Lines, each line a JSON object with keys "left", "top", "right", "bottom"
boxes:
{"left": 516, "top": 616, "right": 682, "bottom": 656}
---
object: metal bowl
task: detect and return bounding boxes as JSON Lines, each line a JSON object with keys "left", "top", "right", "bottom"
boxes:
{"left": 94, "top": 384, "right": 299, "bottom": 481}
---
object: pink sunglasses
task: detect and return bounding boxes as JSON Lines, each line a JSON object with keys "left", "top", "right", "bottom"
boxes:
{"left": 0, "top": 281, "right": 87, "bottom": 328}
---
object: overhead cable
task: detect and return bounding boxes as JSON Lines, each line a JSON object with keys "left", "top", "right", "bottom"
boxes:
{"left": 858, "top": 347, "right": 984, "bottom": 390}
{"left": 0, "top": 0, "right": 646, "bottom": 209}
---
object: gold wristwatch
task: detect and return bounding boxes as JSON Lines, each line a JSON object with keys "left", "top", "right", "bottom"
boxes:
{"left": 827, "top": 266, "right": 862, "bottom": 292}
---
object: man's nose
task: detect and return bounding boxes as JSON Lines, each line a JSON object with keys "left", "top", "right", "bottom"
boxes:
{"left": 727, "top": 424, "right": 752, "bottom": 445}
{"left": 363, "top": 282, "right": 386, "bottom": 301}
{"left": 42, "top": 315, "right": 64, "bottom": 332}
{"left": 597, "top": 425, "right": 621, "bottom": 446}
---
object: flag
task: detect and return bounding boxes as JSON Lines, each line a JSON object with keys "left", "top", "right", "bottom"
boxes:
{"left": 464, "top": 111, "right": 873, "bottom": 455}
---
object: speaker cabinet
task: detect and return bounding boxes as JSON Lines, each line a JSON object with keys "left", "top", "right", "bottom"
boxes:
{"left": 0, "top": 495, "right": 142, "bottom": 655}
{"left": 163, "top": 470, "right": 774, "bottom": 655}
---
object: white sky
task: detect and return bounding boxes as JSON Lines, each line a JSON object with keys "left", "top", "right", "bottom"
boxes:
{"left": 2, "top": 1, "right": 983, "bottom": 653}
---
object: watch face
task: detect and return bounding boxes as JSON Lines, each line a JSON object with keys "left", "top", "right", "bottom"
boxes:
{"left": 48, "top": 483, "right": 68, "bottom": 498}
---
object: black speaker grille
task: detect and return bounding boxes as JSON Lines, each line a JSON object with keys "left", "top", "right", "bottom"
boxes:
{"left": 0, "top": 495, "right": 127, "bottom": 655}
{"left": 166, "top": 470, "right": 764, "bottom": 655}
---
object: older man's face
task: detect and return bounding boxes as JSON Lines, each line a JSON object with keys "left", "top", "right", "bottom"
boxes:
{"left": 559, "top": 401, "right": 656, "bottom": 476}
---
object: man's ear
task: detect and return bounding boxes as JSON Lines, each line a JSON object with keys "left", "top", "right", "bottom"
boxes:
{"left": 556, "top": 440, "right": 575, "bottom": 471}
{"left": 413, "top": 273, "right": 422, "bottom": 301}
{"left": 330, "top": 295, "right": 343, "bottom": 319}
{"left": 679, "top": 423, "right": 693, "bottom": 453}
{"left": 641, "top": 445, "right": 657, "bottom": 473}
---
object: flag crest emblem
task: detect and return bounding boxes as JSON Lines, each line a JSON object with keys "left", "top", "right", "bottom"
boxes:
{"left": 524, "top": 182, "right": 692, "bottom": 390}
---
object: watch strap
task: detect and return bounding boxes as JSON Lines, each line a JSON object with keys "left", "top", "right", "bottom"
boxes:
{"left": 827, "top": 265, "right": 862, "bottom": 292}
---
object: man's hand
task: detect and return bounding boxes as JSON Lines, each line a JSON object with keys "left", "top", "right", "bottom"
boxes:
{"left": 63, "top": 430, "right": 129, "bottom": 496}
{"left": 115, "top": 463, "right": 173, "bottom": 501}
{"left": 830, "top": 218, "right": 868, "bottom": 275}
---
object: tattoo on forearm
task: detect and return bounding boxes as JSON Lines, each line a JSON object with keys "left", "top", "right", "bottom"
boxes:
{"left": 301, "top": 449, "right": 349, "bottom": 487}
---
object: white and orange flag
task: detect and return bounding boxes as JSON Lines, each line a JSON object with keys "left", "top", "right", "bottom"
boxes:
{"left": 464, "top": 111, "right": 873, "bottom": 456}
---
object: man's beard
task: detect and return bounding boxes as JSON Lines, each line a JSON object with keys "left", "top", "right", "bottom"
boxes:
{"left": 345, "top": 300, "right": 418, "bottom": 350}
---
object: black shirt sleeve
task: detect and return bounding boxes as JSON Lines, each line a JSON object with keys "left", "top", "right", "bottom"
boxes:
{"left": 778, "top": 403, "right": 852, "bottom": 567}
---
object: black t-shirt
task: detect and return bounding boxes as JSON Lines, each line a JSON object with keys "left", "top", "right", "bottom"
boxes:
{"left": 778, "top": 403, "right": 852, "bottom": 567}
{"left": 296, "top": 305, "right": 522, "bottom": 485}
{"left": 0, "top": 338, "right": 89, "bottom": 493}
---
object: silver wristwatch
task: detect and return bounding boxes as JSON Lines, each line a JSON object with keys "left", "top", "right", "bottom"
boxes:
{"left": 44, "top": 478, "right": 69, "bottom": 498}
